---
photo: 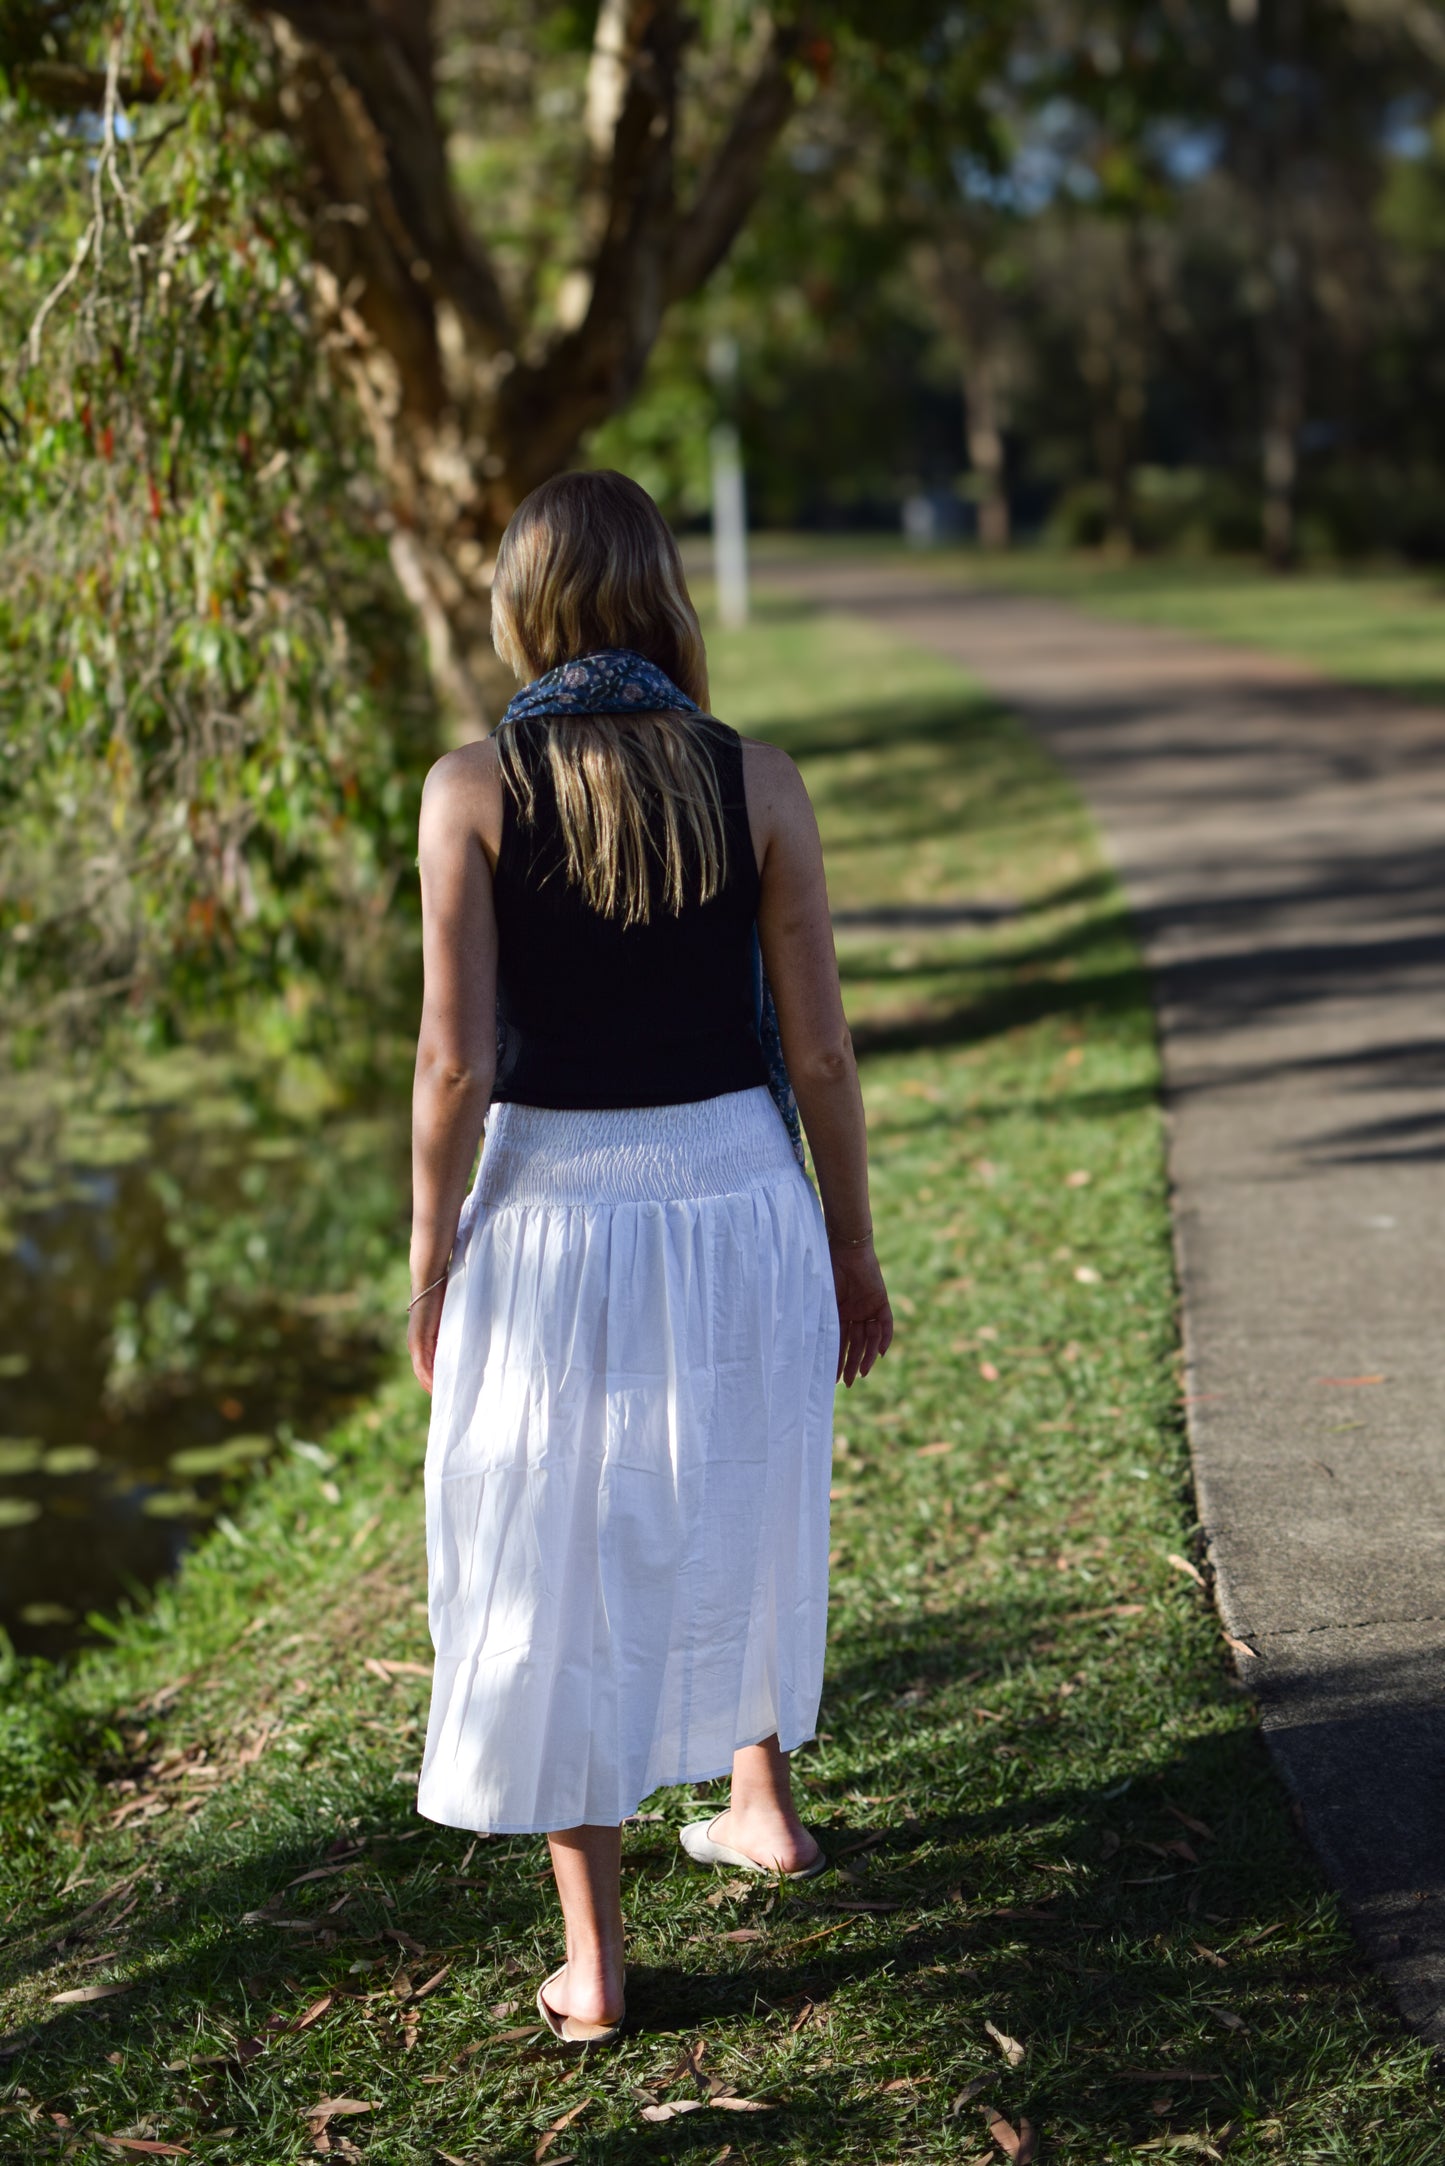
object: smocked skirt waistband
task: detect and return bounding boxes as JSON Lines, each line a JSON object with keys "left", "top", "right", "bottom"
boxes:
{"left": 475, "top": 1084, "right": 801, "bottom": 1209}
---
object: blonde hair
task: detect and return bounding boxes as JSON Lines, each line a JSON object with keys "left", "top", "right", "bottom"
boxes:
{"left": 490, "top": 470, "right": 726, "bottom": 925}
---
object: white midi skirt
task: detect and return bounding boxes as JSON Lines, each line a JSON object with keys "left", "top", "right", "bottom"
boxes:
{"left": 416, "top": 1085, "right": 838, "bottom": 1835}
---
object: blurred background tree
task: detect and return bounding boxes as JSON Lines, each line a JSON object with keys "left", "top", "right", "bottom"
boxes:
{"left": 5, "top": 0, "right": 1445, "bottom": 1072}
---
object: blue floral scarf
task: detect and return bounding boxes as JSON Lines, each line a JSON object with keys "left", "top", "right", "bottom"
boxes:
{"left": 496, "top": 649, "right": 805, "bottom": 1166}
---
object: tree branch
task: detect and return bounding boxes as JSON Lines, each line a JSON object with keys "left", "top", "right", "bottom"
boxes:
{"left": 667, "top": 22, "right": 799, "bottom": 302}
{"left": 495, "top": 0, "right": 688, "bottom": 489}
{"left": 14, "top": 60, "right": 165, "bottom": 110}
{"left": 248, "top": 0, "right": 514, "bottom": 355}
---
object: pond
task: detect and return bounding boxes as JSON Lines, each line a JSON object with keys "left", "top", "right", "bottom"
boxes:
{"left": 0, "top": 1044, "right": 411, "bottom": 1657}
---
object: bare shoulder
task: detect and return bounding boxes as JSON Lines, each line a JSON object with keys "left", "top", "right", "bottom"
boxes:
{"left": 420, "top": 736, "right": 504, "bottom": 861}
{"left": 740, "top": 735, "right": 817, "bottom": 841}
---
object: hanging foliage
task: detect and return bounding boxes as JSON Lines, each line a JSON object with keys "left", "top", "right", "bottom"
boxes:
{"left": 0, "top": 0, "right": 437, "bottom": 1065}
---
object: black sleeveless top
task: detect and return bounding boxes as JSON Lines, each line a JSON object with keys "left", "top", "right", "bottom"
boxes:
{"left": 492, "top": 716, "right": 770, "bottom": 1110}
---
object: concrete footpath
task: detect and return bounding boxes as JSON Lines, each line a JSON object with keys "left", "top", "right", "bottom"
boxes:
{"left": 769, "top": 559, "right": 1445, "bottom": 2042}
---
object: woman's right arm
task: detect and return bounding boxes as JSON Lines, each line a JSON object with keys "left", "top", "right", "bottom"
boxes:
{"left": 749, "top": 742, "right": 893, "bottom": 1387}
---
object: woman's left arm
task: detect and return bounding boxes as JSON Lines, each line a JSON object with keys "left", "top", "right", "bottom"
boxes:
{"left": 408, "top": 750, "right": 499, "bottom": 1394}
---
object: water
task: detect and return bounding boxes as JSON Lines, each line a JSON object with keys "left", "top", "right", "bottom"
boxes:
{"left": 0, "top": 1047, "right": 410, "bottom": 1656}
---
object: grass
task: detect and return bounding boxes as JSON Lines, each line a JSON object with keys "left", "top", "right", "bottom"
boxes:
{"left": 748, "top": 531, "right": 1445, "bottom": 707}
{"left": 0, "top": 598, "right": 1435, "bottom": 2163}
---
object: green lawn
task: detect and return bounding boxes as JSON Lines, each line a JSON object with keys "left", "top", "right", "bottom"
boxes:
{"left": 751, "top": 531, "right": 1445, "bottom": 707}
{"left": 0, "top": 600, "right": 1430, "bottom": 2164}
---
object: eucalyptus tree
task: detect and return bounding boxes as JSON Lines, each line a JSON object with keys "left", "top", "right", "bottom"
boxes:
{"left": 0, "top": 0, "right": 967, "bottom": 1050}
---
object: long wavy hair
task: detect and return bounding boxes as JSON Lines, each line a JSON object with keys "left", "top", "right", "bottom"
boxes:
{"left": 490, "top": 470, "right": 726, "bottom": 925}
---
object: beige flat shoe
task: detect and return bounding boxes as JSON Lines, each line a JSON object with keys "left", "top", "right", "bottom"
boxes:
{"left": 535, "top": 1963, "right": 625, "bottom": 2047}
{"left": 679, "top": 1813, "right": 829, "bottom": 1880}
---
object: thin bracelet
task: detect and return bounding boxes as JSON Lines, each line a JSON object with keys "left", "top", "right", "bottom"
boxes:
{"left": 827, "top": 1226, "right": 874, "bottom": 1250}
{"left": 407, "top": 1269, "right": 449, "bottom": 1312}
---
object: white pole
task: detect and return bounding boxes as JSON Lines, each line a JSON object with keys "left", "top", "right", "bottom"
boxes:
{"left": 710, "top": 421, "right": 749, "bottom": 630}
{"left": 707, "top": 333, "right": 749, "bottom": 630}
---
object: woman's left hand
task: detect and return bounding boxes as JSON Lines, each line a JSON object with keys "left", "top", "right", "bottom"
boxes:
{"left": 408, "top": 1282, "right": 448, "bottom": 1394}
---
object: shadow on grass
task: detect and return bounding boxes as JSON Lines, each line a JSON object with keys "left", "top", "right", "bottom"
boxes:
{"left": 1, "top": 1595, "right": 1417, "bottom": 2161}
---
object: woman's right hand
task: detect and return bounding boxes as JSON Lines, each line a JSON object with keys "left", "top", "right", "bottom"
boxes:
{"left": 832, "top": 1245, "right": 894, "bottom": 1387}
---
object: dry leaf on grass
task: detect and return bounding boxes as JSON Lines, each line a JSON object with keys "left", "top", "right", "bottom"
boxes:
{"left": 640, "top": 2101, "right": 704, "bottom": 2123}
{"left": 50, "top": 1981, "right": 132, "bottom": 2005}
{"left": 1114, "top": 2067, "right": 1216, "bottom": 2083}
{"left": 1191, "top": 1942, "right": 1227, "bottom": 1969}
{"left": 979, "top": 1362, "right": 1001, "bottom": 1383}
{"left": 535, "top": 2096, "right": 593, "bottom": 2159}
{"left": 1222, "top": 1632, "right": 1258, "bottom": 1660}
{"left": 1166, "top": 1804, "right": 1216, "bottom": 1841}
{"left": 665, "top": 2036, "right": 708, "bottom": 2083}
{"left": 1206, "top": 2005, "right": 1248, "bottom": 2033}
{"left": 985, "top": 2108, "right": 1038, "bottom": 2162}
{"left": 709, "top": 2097, "right": 775, "bottom": 2113}
{"left": 949, "top": 2079, "right": 990, "bottom": 2116}
{"left": 290, "top": 1992, "right": 336, "bottom": 2032}
{"left": 917, "top": 1441, "right": 953, "bottom": 1457}
{"left": 1166, "top": 1553, "right": 1206, "bottom": 1588}
{"left": 719, "top": 1927, "right": 765, "bottom": 1942}
{"left": 984, "top": 2019, "right": 1026, "bottom": 2066}
{"left": 95, "top": 2143, "right": 190, "bottom": 2158}
{"left": 301, "top": 2099, "right": 377, "bottom": 2127}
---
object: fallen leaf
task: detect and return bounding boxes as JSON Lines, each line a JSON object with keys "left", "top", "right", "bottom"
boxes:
{"left": 1073, "top": 1265, "right": 1101, "bottom": 1284}
{"left": 710, "top": 2096, "right": 775, "bottom": 2113}
{"left": 302, "top": 2099, "right": 377, "bottom": 2122}
{"left": 719, "top": 1927, "right": 765, "bottom": 1942}
{"left": 1222, "top": 1632, "right": 1258, "bottom": 1660}
{"left": 882, "top": 2077, "right": 915, "bottom": 2092}
{"left": 286, "top": 1863, "right": 359, "bottom": 1889}
{"left": 291, "top": 1993, "right": 335, "bottom": 2032}
{"left": 96, "top": 2144, "right": 191, "bottom": 2158}
{"left": 640, "top": 2101, "right": 704, "bottom": 2122}
{"left": 493, "top": 2025, "right": 544, "bottom": 2043}
{"left": 984, "top": 2019, "right": 1026, "bottom": 2066}
{"left": 949, "top": 2078, "right": 989, "bottom": 2115}
{"left": 1064, "top": 1169, "right": 1091, "bottom": 1187}
{"left": 1100, "top": 1831, "right": 1121, "bottom": 1859}
{"left": 790, "top": 1916, "right": 858, "bottom": 1948}
{"left": 1113, "top": 2067, "right": 1216, "bottom": 2083}
{"left": 1167, "top": 1553, "right": 1206, "bottom": 1588}
{"left": 535, "top": 2096, "right": 592, "bottom": 2159}
{"left": 411, "top": 1964, "right": 452, "bottom": 2001}
{"left": 1166, "top": 1804, "right": 1216, "bottom": 1842}
{"left": 979, "top": 1361, "right": 1001, "bottom": 1382}
{"left": 916, "top": 1440, "right": 954, "bottom": 1457}
{"left": 50, "top": 1982, "right": 133, "bottom": 2005}
{"left": 1192, "top": 1942, "right": 1227, "bottom": 1968}
{"left": 985, "top": 2107, "right": 1038, "bottom": 2161}
{"left": 1206, "top": 2004, "right": 1248, "bottom": 2033}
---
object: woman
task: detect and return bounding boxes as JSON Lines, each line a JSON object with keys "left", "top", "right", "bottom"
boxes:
{"left": 406, "top": 470, "right": 892, "bottom": 2045}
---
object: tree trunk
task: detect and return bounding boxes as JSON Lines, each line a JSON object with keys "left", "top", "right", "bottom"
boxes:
{"left": 1265, "top": 240, "right": 1308, "bottom": 571}
{"left": 246, "top": 0, "right": 801, "bottom": 729}
{"left": 962, "top": 348, "right": 1009, "bottom": 550}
